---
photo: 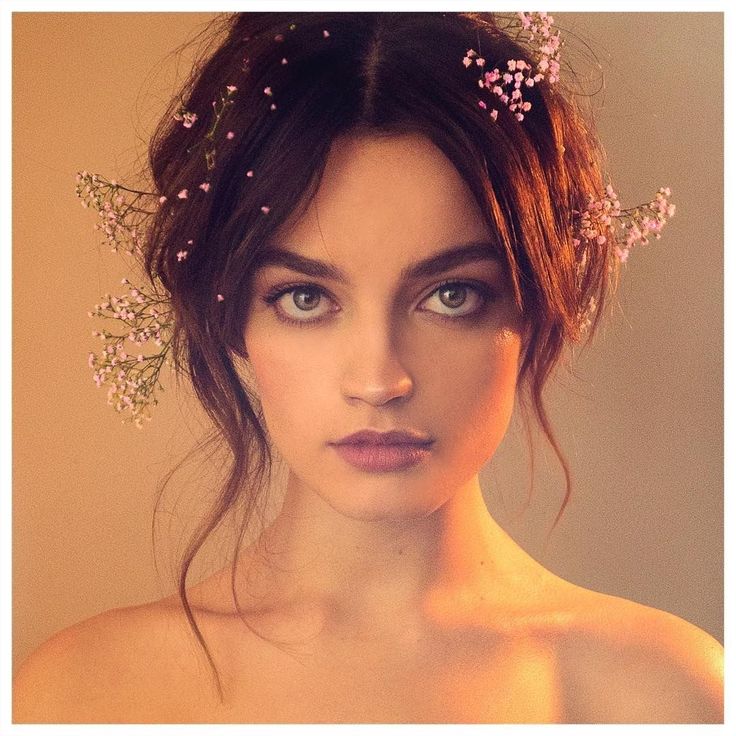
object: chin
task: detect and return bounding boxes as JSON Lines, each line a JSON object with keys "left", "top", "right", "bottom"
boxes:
{"left": 309, "top": 471, "right": 451, "bottom": 523}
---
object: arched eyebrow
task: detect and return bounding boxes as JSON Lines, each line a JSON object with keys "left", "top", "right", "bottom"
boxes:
{"left": 254, "top": 241, "right": 502, "bottom": 282}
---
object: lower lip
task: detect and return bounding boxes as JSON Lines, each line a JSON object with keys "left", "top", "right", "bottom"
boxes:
{"left": 331, "top": 443, "right": 433, "bottom": 472}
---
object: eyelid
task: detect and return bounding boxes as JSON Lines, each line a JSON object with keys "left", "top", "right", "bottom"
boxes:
{"left": 261, "top": 277, "right": 495, "bottom": 326}
{"left": 262, "top": 281, "right": 339, "bottom": 327}
{"left": 417, "top": 278, "right": 495, "bottom": 314}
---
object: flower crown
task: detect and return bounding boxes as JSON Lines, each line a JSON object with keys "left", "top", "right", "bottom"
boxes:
{"left": 77, "top": 11, "right": 675, "bottom": 428}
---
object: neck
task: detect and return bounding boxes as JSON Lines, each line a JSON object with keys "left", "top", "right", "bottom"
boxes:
{"left": 235, "top": 472, "right": 544, "bottom": 638}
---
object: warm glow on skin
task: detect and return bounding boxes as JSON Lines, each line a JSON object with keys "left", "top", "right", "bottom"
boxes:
{"left": 239, "top": 132, "right": 537, "bottom": 638}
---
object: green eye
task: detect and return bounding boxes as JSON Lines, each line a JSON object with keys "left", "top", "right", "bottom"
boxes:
{"left": 420, "top": 281, "right": 489, "bottom": 317}
{"left": 290, "top": 287, "right": 322, "bottom": 312}
{"left": 264, "top": 284, "right": 338, "bottom": 325}
{"left": 438, "top": 284, "right": 469, "bottom": 309}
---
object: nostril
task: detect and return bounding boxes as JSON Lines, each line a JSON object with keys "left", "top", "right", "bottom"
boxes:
{"left": 342, "top": 375, "right": 414, "bottom": 406}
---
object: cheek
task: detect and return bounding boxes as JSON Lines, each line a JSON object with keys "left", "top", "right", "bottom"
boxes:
{"left": 418, "top": 327, "right": 520, "bottom": 455}
{"left": 244, "top": 330, "right": 332, "bottom": 443}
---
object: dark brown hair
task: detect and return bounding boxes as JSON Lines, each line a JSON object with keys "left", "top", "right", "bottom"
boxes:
{"left": 143, "top": 12, "right": 616, "bottom": 701}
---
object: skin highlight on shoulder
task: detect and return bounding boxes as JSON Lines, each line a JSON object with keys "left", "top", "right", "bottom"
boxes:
{"left": 12, "top": 602, "right": 215, "bottom": 724}
{"left": 554, "top": 589, "right": 724, "bottom": 723}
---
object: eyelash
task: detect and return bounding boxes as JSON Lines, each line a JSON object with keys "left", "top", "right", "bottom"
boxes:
{"left": 262, "top": 279, "right": 496, "bottom": 328}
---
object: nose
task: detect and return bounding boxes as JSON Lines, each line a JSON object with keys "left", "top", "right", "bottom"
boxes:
{"left": 340, "top": 316, "right": 414, "bottom": 407}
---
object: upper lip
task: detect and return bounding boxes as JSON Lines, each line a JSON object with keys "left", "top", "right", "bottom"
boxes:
{"left": 332, "top": 429, "right": 434, "bottom": 446}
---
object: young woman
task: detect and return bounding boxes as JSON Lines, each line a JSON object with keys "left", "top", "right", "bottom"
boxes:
{"left": 13, "top": 11, "right": 723, "bottom": 724}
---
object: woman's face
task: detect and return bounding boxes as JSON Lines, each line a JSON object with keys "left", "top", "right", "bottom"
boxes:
{"left": 243, "top": 133, "right": 524, "bottom": 520}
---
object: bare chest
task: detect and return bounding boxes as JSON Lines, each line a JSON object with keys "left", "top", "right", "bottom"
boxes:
{"left": 167, "top": 629, "right": 567, "bottom": 723}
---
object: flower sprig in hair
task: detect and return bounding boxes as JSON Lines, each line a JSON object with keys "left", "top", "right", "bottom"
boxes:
{"left": 574, "top": 185, "right": 676, "bottom": 335}
{"left": 75, "top": 172, "right": 157, "bottom": 256}
{"left": 76, "top": 172, "right": 173, "bottom": 427}
{"left": 575, "top": 185, "right": 676, "bottom": 264}
{"left": 176, "top": 83, "right": 239, "bottom": 172}
{"left": 464, "top": 11, "right": 561, "bottom": 122}
{"left": 87, "top": 278, "right": 173, "bottom": 428}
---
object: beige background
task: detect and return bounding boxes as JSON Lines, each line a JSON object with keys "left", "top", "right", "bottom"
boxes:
{"left": 13, "top": 13, "right": 723, "bottom": 674}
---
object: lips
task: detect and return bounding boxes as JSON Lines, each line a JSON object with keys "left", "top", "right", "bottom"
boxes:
{"left": 330, "top": 429, "right": 434, "bottom": 472}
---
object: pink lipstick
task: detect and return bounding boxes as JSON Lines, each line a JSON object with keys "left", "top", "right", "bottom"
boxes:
{"left": 330, "top": 429, "right": 434, "bottom": 472}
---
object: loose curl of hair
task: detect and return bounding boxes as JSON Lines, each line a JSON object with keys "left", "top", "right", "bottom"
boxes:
{"left": 142, "top": 11, "right": 617, "bottom": 701}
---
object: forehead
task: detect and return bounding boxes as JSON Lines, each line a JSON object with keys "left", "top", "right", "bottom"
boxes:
{"left": 269, "top": 133, "right": 495, "bottom": 269}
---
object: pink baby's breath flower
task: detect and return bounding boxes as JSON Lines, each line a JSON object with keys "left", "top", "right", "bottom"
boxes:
{"left": 159, "top": 195, "right": 167, "bottom": 204}
{"left": 281, "top": 57, "right": 288, "bottom": 65}
{"left": 226, "top": 85, "right": 237, "bottom": 93}
{"left": 264, "top": 86, "right": 273, "bottom": 96}
{"left": 177, "top": 250, "right": 188, "bottom": 262}
{"left": 199, "top": 182, "right": 210, "bottom": 192}
{"left": 226, "top": 131, "right": 235, "bottom": 140}
{"left": 261, "top": 206, "right": 271, "bottom": 214}
{"left": 246, "top": 170, "right": 254, "bottom": 178}
{"left": 177, "top": 189, "right": 188, "bottom": 199}
{"left": 181, "top": 112, "right": 198, "bottom": 128}
{"left": 270, "top": 103, "right": 277, "bottom": 111}
{"left": 323, "top": 29, "right": 330, "bottom": 38}
{"left": 464, "top": 13, "right": 561, "bottom": 125}
{"left": 217, "top": 294, "right": 225, "bottom": 302}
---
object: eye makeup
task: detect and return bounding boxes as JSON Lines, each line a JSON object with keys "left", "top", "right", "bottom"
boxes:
{"left": 260, "top": 277, "right": 498, "bottom": 328}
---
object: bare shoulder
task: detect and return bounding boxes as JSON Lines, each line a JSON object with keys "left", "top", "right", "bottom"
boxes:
{"left": 557, "top": 587, "right": 724, "bottom": 723}
{"left": 12, "top": 597, "right": 212, "bottom": 724}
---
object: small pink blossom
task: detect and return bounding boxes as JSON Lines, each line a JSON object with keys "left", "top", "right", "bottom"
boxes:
{"left": 226, "top": 85, "right": 237, "bottom": 93}
{"left": 217, "top": 294, "right": 225, "bottom": 302}
{"left": 226, "top": 131, "right": 235, "bottom": 139}
{"left": 158, "top": 195, "right": 167, "bottom": 204}
{"left": 264, "top": 86, "right": 273, "bottom": 96}
{"left": 246, "top": 170, "right": 254, "bottom": 178}
{"left": 261, "top": 206, "right": 271, "bottom": 214}
{"left": 323, "top": 29, "right": 330, "bottom": 38}
{"left": 177, "top": 189, "right": 188, "bottom": 199}
{"left": 181, "top": 112, "right": 198, "bottom": 128}
{"left": 177, "top": 250, "right": 188, "bottom": 262}
{"left": 199, "top": 182, "right": 210, "bottom": 192}
{"left": 281, "top": 57, "right": 288, "bottom": 65}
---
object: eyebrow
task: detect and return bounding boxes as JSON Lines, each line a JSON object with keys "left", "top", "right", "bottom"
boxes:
{"left": 254, "top": 241, "right": 502, "bottom": 282}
